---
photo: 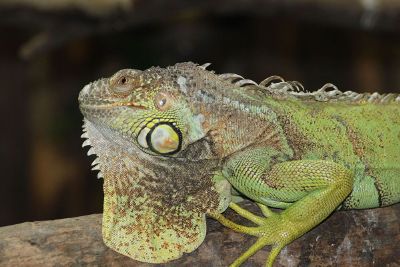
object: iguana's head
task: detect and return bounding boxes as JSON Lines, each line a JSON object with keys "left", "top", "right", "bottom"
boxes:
{"left": 78, "top": 62, "right": 231, "bottom": 263}
{"left": 79, "top": 62, "right": 214, "bottom": 159}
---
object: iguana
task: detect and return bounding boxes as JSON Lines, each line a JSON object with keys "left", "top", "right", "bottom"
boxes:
{"left": 79, "top": 62, "right": 400, "bottom": 266}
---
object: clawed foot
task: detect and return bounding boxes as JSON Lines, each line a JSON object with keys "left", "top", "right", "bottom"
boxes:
{"left": 209, "top": 203, "right": 292, "bottom": 267}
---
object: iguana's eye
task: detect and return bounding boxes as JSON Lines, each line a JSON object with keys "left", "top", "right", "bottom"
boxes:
{"left": 109, "top": 69, "right": 141, "bottom": 96}
{"left": 109, "top": 69, "right": 142, "bottom": 95}
{"left": 119, "top": 77, "right": 128, "bottom": 85}
{"left": 154, "top": 92, "right": 172, "bottom": 111}
{"left": 111, "top": 75, "right": 133, "bottom": 95}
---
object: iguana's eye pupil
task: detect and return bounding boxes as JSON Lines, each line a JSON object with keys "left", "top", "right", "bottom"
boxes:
{"left": 120, "top": 77, "right": 127, "bottom": 84}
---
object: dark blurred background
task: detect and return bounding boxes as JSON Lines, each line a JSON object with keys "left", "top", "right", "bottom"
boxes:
{"left": 1, "top": 0, "right": 400, "bottom": 227}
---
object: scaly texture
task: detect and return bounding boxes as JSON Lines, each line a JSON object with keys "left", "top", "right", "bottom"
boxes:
{"left": 79, "top": 62, "right": 400, "bottom": 266}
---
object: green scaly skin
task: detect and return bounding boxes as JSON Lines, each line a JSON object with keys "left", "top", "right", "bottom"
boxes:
{"left": 79, "top": 62, "right": 400, "bottom": 266}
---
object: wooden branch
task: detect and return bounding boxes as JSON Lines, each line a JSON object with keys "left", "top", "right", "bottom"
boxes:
{"left": 1, "top": 202, "right": 399, "bottom": 266}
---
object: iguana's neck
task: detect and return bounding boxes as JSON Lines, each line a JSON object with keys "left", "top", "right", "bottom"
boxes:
{"left": 194, "top": 95, "right": 294, "bottom": 159}
{"left": 82, "top": 119, "right": 224, "bottom": 262}
{"left": 83, "top": 119, "right": 224, "bottom": 211}
{"left": 172, "top": 71, "right": 293, "bottom": 159}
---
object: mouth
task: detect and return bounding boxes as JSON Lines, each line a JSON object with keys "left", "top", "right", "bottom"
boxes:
{"left": 79, "top": 101, "right": 148, "bottom": 126}
{"left": 79, "top": 101, "right": 147, "bottom": 110}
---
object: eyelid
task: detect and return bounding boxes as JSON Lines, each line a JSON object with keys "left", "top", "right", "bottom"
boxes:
{"left": 109, "top": 69, "right": 142, "bottom": 96}
{"left": 110, "top": 74, "right": 135, "bottom": 95}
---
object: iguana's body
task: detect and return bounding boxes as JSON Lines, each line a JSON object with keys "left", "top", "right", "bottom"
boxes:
{"left": 79, "top": 62, "right": 400, "bottom": 266}
{"left": 256, "top": 97, "right": 400, "bottom": 210}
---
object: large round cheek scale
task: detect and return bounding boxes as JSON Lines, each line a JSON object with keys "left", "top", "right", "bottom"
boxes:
{"left": 150, "top": 124, "right": 180, "bottom": 154}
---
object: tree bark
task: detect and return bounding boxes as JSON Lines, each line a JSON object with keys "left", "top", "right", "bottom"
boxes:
{"left": 0, "top": 202, "right": 399, "bottom": 266}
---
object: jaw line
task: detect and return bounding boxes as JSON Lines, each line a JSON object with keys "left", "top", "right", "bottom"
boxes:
{"left": 83, "top": 118, "right": 144, "bottom": 159}
{"left": 80, "top": 101, "right": 148, "bottom": 110}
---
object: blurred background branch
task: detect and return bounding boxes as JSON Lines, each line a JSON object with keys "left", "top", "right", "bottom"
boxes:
{"left": 1, "top": 0, "right": 400, "bottom": 58}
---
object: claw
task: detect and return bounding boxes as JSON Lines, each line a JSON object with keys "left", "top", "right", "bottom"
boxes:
{"left": 229, "top": 202, "right": 265, "bottom": 225}
{"left": 211, "top": 202, "right": 290, "bottom": 267}
{"left": 229, "top": 236, "right": 272, "bottom": 267}
{"left": 257, "top": 203, "right": 274, "bottom": 218}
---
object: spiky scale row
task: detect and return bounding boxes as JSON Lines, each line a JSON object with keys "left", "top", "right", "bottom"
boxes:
{"left": 218, "top": 70, "right": 400, "bottom": 104}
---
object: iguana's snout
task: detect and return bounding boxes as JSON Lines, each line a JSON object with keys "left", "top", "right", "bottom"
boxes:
{"left": 79, "top": 68, "right": 162, "bottom": 131}
{"left": 78, "top": 69, "right": 147, "bottom": 116}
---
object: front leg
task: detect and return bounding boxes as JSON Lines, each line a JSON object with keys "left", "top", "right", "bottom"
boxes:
{"left": 210, "top": 148, "right": 354, "bottom": 267}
